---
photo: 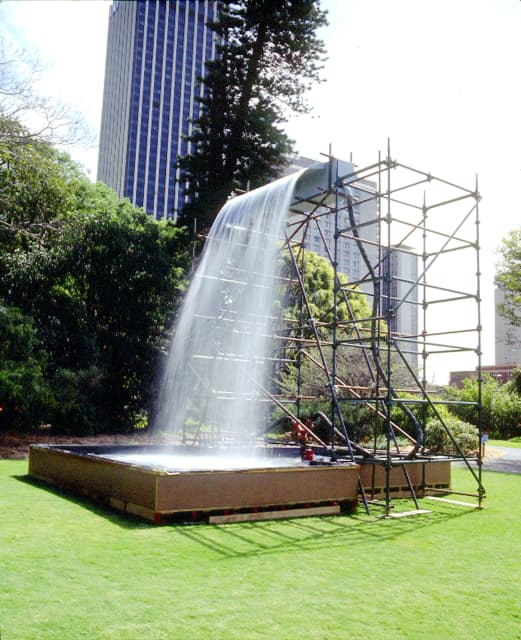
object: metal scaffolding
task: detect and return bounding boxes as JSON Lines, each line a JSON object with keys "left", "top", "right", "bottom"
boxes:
{"left": 270, "top": 142, "right": 485, "bottom": 515}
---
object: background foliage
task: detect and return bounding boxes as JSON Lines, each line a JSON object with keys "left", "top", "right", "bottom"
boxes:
{"left": 496, "top": 227, "right": 521, "bottom": 326}
{"left": 445, "top": 372, "right": 521, "bottom": 440}
{"left": 0, "top": 119, "right": 190, "bottom": 433}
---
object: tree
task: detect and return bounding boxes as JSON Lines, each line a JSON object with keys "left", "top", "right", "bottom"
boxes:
{"left": 272, "top": 248, "right": 423, "bottom": 442}
{"left": 508, "top": 367, "right": 521, "bottom": 396}
{"left": 178, "top": 0, "right": 328, "bottom": 230}
{"left": 279, "top": 249, "right": 370, "bottom": 331}
{"left": 274, "top": 249, "right": 375, "bottom": 412}
{"left": 0, "top": 116, "right": 83, "bottom": 251}
{"left": 446, "top": 374, "right": 521, "bottom": 440}
{"left": 1, "top": 175, "right": 190, "bottom": 433}
{"left": 0, "top": 38, "right": 91, "bottom": 146}
{"left": 496, "top": 228, "right": 521, "bottom": 326}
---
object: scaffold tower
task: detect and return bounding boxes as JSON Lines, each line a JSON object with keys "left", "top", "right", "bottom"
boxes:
{"left": 269, "top": 142, "right": 485, "bottom": 516}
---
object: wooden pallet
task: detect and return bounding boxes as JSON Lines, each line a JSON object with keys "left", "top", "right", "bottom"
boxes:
{"left": 209, "top": 504, "right": 340, "bottom": 524}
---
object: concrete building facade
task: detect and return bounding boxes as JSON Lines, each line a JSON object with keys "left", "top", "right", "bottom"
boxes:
{"left": 285, "top": 156, "right": 418, "bottom": 369}
{"left": 495, "top": 286, "right": 521, "bottom": 366}
{"left": 285, "top": 156, "right": 379, "bottom": 282}
{"left": 382, "top": 246, "right": 419, "bottom": 368}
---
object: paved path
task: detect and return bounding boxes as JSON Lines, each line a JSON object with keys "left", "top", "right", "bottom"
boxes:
{"left": 482, "top": 445, "right": 521, "bottom": 474}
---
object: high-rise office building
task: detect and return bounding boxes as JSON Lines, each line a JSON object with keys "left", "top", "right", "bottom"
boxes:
{"left": 98, "top": 0, "right": 218, "bottom": 220}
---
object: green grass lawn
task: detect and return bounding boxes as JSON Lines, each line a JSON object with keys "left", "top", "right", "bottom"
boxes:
{"left": 488, "top": 437, "right": 521, "bottom": 449}
{"left": 1, "top": 460, "right": 520, "bottom": 640}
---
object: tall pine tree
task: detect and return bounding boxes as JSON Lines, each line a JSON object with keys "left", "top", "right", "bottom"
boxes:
{"left": 178, "top": 0, "right": 328, "bottom": 231}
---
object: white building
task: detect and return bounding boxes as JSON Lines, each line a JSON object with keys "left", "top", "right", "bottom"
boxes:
{"left": 284, "top": 156, "right": 379, "bottom": 282}
{"left": 285, "top": 155, "right": 419, "bottom": 370}
{"left": 495, "top": 286, "right": 521, "bottom": 366}
{"left": 383, "top": 246, "right": 419, "bottom": 369}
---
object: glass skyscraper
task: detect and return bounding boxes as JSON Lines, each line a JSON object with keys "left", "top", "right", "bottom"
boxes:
{"left": 97, "top": 0, "right": 218, "bottom": 220}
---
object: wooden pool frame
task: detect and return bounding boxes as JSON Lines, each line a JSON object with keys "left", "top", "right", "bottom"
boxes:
{"left": 28, "top": 444, "right": 361, "bottom": 523}
{"left": 28, "top": 445, "right": 451, "bottom": 522}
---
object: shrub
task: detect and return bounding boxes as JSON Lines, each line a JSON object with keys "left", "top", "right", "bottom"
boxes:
{"left": 0, "top": 304, "right": 51, "bottom": 431}
{"left": 424, "top": 417, "right": 478, "bottom": 456}
{"left": 446, "top": 375, "right": 521, "bottom": 440}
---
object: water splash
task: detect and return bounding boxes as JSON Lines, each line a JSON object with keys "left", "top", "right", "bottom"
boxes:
{"left": 97, "top": 452, "right": 306, "bottom": 472}
{"left": 153, "top": 169, "right": 308, "bottom": 445}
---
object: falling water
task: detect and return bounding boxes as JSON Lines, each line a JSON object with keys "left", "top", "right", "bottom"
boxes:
{"left": 153, "top": 168, "right": 311, "bottom": 446}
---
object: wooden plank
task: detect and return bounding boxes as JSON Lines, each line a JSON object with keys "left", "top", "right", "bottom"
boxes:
{"left": 125, "top": 501, "right": 157, "bottom": 522}
{"left": 209, "top": 504, "right": 340, "bottom": 524}
{"left": 387, "top": 509, "right": 431, "bottom": 519}
{"left": 425, "top": 496, "right": 481, "bottom": 509}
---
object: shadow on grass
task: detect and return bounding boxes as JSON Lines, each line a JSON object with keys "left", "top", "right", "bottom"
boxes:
{"left": 14, "top": 475, "right": 153, "bottom": 530}
{"left": 13, "top": 474, "right": 482, "bottom": 547}
{"left": 172, "top": 503, "right": 478, "bottom": 559}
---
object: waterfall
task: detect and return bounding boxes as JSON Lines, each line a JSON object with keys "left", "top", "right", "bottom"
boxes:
{"left": 153, "top": 164, "right": 326, "bottom": 446}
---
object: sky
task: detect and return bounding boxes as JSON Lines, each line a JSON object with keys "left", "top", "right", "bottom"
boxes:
{"left": 1, "top": 0, "right": 520, "bottom": 383}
